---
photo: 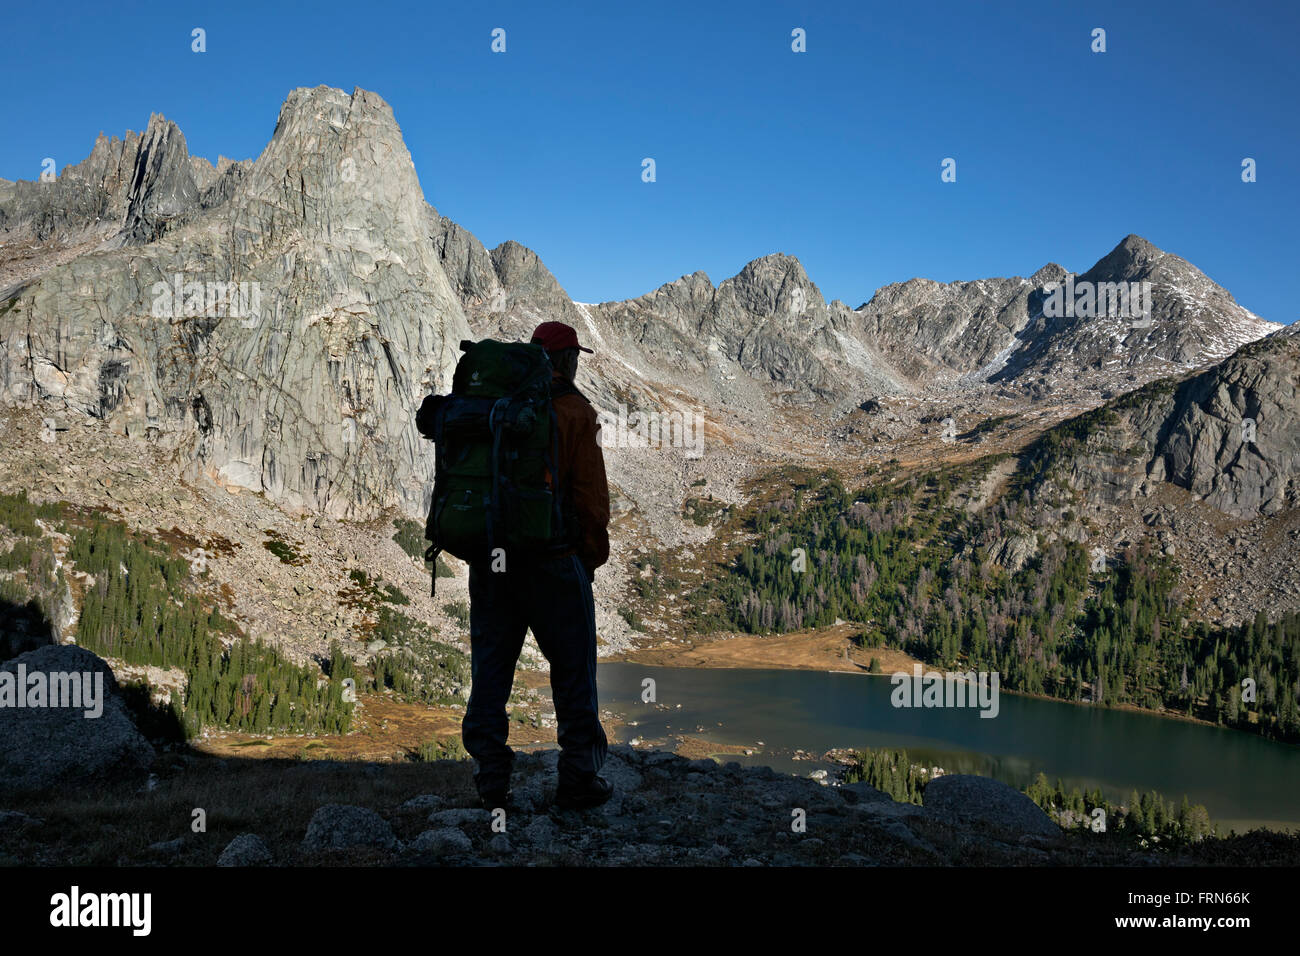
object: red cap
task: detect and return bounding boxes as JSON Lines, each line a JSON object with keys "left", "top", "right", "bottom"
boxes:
{"left": 531, "top": 320, "right": 593, "bottom": 354}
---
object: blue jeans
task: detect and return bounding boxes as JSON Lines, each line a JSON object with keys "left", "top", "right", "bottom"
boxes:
{"left": 463, "top": 552, "right": 607, "bottom": 792}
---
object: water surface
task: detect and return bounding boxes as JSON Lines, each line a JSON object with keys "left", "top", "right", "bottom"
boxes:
{"left": 595, "top": 662, "right": 1300, "bottom": 832}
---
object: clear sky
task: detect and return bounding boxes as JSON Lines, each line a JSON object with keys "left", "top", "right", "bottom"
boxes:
{"left": 4, "top": 0, "right": 1296, "bottom": 323}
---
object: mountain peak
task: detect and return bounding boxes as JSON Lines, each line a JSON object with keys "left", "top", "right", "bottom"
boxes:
{"left": 1118, "top": 233, "right": 1158, "bottom": 252}
{"left": 734, "top": 252, "right": 806, "bottom": 279}
{"left": 490, "top": 239, "right": 569, "bottom": 298}
{"left": 260, "top": 86, "right": 408, "bottom": 182}
{"left": 1030, "top": 262, "right": 1068, "bottom": 286}
{"left": 0, "top": 84, "right": 472, "bottom": 518}
{"left": 274, "top": 85, "right": 394, "bottom": 128}
{"left": 722, "top": 253, "right": 820, "bottom": 316}
{"left": 238, "top": 85, "right": 425, "bottom": 243}
{"left": 1084, "top": 234, "right": 1164, "bottom": 280}
{"left": 121, "top": 112, "right": 199, "bottom": 243}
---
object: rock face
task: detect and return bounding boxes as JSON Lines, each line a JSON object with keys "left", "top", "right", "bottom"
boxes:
{"left": 0, "top": 113, "right": 249, "bottom": 252}
{"left": 1146, "top": 332, "right": 1300, "bottom": 517}
{"left": 1035, "top": 329, "right": 1300, "bottom": 519}
{"left": 588, "top": 254, "right": 906, "bottom": 409}
{"left": 0, "top": 86, "right": 471, "bottom": 519}
{"left": 857, "top": 265, "right": 1064, "bottom": 385}
{"left": 988, "top": 235, "right": 1279, "bottom": 390}
{"left": 0, "top": 644, "right": 155, "bottom": 794}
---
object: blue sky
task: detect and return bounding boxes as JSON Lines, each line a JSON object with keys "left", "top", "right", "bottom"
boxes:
{"left": 4, "top": 0, "right": 1297, "bottom": 323}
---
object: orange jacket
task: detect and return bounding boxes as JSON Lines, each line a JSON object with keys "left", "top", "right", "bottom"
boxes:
{"left": 550, "top": 371, "right": 610, "bottom": 573}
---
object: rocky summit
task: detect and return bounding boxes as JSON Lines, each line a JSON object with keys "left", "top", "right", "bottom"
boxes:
{"left": 2, "top": 87, "right": 470, "bottom": 520}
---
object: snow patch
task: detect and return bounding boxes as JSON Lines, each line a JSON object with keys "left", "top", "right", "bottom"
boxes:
{"left": 572, "top": 300, "right": 648, "bottom": 379}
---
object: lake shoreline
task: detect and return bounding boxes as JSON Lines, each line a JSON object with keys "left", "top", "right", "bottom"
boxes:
{"left": 608, "top": 625, "right": 1298, "bottom": 747}
{"left": 595, "top": 658, "right": 1300, "bottom": 830}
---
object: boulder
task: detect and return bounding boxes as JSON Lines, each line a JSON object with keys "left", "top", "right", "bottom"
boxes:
{"left": 301, "top": 805, "right": 397, "bottom": 853}
{"left": 428, "top": 807, "right": 488, "bottom": 828}
{"left": 838, "top": 782, "right": 893, "bottom": 805}
{"left": 597, "top": 753, "right": 642, "bottom": 793}
{"left": 0, "top": 644, "right": 154, "bottom": 794}
{"left": 406, "top": 827, "right": 473, "bottom": 857}
{"left": 519, "top": 816, "right": 559, "bottom": 849}
{"left": 922, "top": 774, "right": 1061, "bottom": 839}
{"left": 217, "top": 833, "right": 273, "bottom": 867}
{"left": 398, "top": 793, "right": 444, "bottom": 812}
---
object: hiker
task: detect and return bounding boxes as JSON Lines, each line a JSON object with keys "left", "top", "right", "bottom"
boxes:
{"left": 419, "top": 320, "right": 612, "bottom": 811}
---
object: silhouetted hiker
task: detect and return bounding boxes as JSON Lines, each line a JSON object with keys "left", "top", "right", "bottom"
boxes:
{"left": 417, "top": 321, "right": 612, "bottom": 811}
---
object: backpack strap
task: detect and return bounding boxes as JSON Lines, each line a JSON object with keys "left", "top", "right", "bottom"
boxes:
{"left": 424, "top": 399, "right": 451, "bottom": 596}
{"left": 424, "top": 544, "right": 442, "bottom": 597}
{"left": 546, "top": 403, "right": 565, "bottom": 547}
{"left": 486, "top": 398, "right": 507, "bottom": 555}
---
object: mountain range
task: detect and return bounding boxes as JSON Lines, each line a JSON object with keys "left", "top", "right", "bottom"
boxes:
{"left": 2, "top": 84, "right": 1297, "bottom": 659}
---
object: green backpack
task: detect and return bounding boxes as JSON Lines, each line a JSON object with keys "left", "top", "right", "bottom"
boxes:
{"left": 416, "top": 340, "right": 564, "bottom": 593}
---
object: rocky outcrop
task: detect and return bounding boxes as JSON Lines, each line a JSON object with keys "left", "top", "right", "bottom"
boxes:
{"left": 330, "top": 748, "right": 1166, "bottom": 865}
{"left": 1, "top": 87, "right": 472, "bottom": 519}
{"left": 1144, "top": 332, "right": 1300, "bottom": 517}
{"left": 923, "top": 773, "right": 1062, "bottom": 840}
{"left": 989, "top": 235, "right": 1279, "bottom": 390}
{"left": 217, "top": 832, "right": 274, "bottom": 866}
{"left": 301, "top": 804, "right": 398, "bottom": 853}
{"left": 0, "top": 113, "right": 249, "bottom": 255}
{"left": 3, "top": 739, "right": 1283, "bottom": 866}
{"left": 856, "top": 265, "right": 1061, "bottom": 385}
{"left": 1030, "top": 329, "right": 1300, "bottom": 519}
{"left": 0, "top": 644, "right": 155, "bottom": 794}
{"left": 988, "top": 533, "right": 1036, "bottom": 573}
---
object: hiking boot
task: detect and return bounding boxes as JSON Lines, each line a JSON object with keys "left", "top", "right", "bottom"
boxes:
{"left": 555, "top": 775, "right": 614, "bottom": 810}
